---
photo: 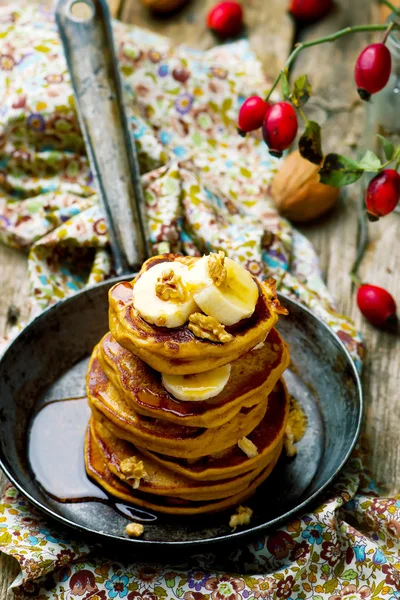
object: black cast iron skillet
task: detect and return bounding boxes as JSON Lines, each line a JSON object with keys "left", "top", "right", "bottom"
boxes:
{"left": 0, "top": 0, "right": 362, "bottom": 555}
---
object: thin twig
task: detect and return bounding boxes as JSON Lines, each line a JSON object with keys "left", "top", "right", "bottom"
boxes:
{"left": 350, "top": 183, "right": 369, "bottom": 290}
{"left": 265, "top": 23, "right": 400, "bottom": 102}
{"left": 379, "top": 0, "right": 400, "bottom": 17}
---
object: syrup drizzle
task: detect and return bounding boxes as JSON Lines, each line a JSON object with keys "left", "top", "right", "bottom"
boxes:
{"left": 28, "top": 397, "right": 157, "bottom": 523}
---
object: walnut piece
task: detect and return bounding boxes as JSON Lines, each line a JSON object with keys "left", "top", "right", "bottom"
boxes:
{"left": 229, "top": 505, "right": 253, "bottom": 531}
{"left": 238, "top": 437, "right": 259, "bottom": 459}
{"left": 125, "top": 522, "right": 144, "bottom": 537}
{"left": 208, "top": 251, "right": 226, "bottom": 286}
{"left": 155, "top": 268, "right": 187, "bottom": 302}
{"left": 119, "top": 456, "right": 147, "bottom": 489}
{"left": 284, "top": 396, "right": 308, "bottom": 458}
{"left": 188, "top": 312, "right": 233, "bottom": 343}
{"left": 284, "top": 428, "right": 297, "bottom": 457}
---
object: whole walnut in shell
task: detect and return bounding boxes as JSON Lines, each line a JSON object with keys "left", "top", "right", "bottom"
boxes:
{"left": 270, "top": 151, "right": 340, "bottom": 223}
{"left": 140, "top": 0, "right": 188, "bottom": 12}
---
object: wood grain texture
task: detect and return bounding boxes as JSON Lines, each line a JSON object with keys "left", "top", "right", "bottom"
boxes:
{"left": 293, "top": 0, "right": 400, "bottom": 493}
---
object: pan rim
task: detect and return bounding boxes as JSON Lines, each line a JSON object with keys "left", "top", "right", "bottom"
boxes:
{"left": 0, "top": 276, "right": 363, "bottom": 549}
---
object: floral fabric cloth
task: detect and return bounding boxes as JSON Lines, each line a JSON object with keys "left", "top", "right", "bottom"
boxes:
{"left": 0, "top": 2, "right": 398, "bottom": 599}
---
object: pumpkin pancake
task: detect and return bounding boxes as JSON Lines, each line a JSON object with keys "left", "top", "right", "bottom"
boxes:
{"left": 108, "top": 254, "right": 287, "bottom": 375}
{"left": 87, "top": 351, "right": 269, "bottom": 459}
{"left": 91, "top": 418, "right": 271, "bottom": 501}
{"left": 140, "top": 379, "right": 289, "bottom": 482}
{"left": 97, "top": 328, "right": 289, "bottom": 428}
{"left": 85, "top": 421, "right": 283, "bottom": 515}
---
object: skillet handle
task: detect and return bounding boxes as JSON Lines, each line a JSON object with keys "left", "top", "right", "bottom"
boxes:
{"left": 56, "top": 0, "right": 149, "bottom": 275}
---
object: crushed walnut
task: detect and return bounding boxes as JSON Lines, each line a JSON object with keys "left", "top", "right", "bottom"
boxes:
{"left": 238, "top": 436, "right": 259, "bottom": 459}
{"left": 229, "top": 505, "right": 253, "bottom": 531}
{"left": 176, "top": 255, "right": 198, "bottom": 267}
{"left": 155, "top": 268, "right": 187, "bottom": 302}
{"left": 119, "top": 456, "right": 148, "bottom": 489}
{"left": 208, "top": 250, "right": 226, "bottom": 286}
{"left": 284, "top": 396, "right": 308, "bottom": 458}
{"left": 125, "top": 522, "right": 144, "bottom": 537}
{"left": 188, "top": 312, "right": 233, "bottom": 343}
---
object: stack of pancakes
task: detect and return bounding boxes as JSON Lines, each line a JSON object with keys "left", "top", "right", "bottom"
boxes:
{"left": 85, "top": 254, "right": 290, "bottom": 515}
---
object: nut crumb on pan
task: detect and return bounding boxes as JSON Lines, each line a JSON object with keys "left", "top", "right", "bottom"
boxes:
{"left": 284, "top": 396, "right": 308, "bottom": 458}
{"left": 208, "top": 250, "right": 226, "bottom": 286}
{"left": 125, "top": 522, "right": 144, "bottom": 537}
{"left": 119, "top": 456, "right": 148, "bottom": 489}
{"left": 229, "top": 505, "right": 253, "bottom": 530}
{"left": 238, "top": 436, "right": 259, "bottom": 458}
{"left": 188, "top": 312, "right": 233, "bottom": 343}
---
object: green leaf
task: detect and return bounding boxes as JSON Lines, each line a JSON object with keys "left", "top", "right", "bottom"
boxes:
{"left": 154, "top": 586, "right": 168, "bottom": 598}
{"left": 292, "top": 74, "right": 312, "bottom": 108}
{"left": 323, "top": 578, "right": 338, "bottom": 594}
{"left": 372, "top": 580, "right": 386, "bottom": 598}
{"left": 299, "top": 120, "right": 323, "bottom": 165}
{"left": 357, "top": 150, "right": 382, "bottom": 172}
{"left": 319, "top": 153, "right": 364, "bottom": 187}
{"left": 334, "top": 560, "right": 345, "bottom": 578}
{"left": 0, "top": 532, "right": 12, "bottom": 546}
{"left": 177, "top": 580, "right": 187, "bottom": 588}
{"left": 377, "top": 134, "right": 395, "bottom": 160}
{"left": 176, "top": 588, "right": 184, "bottom": 598}
{"left": 321, "top": 564, "right": 330, "bottom": 575}
{"left": 342, "top": 569, "right": 358, "bottom": 581}
{"left": 166, "top": 578, "right": 175, "bottom": 589}
{"left": 281, "top": 69, "right": 291, "bottom": 100}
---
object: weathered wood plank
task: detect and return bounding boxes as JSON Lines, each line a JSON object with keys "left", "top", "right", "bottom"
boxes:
{"left": 293, "top": 0, "right": 400, "bottom": 493}
{"left": 119, "top": 0, "right": 294, "bottom": 79}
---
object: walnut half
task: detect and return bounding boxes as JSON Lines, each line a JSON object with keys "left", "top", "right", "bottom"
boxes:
{"left": 119, "top": 456, "right": 147, "bottom": 489}
{"left": 155, "top": 268, "right": 187, "bottom": 302}
{"left": 208, "top": 251, "right": 226, "bottom": 286}
{"left": 188, "top": 312, "right": 233, "bottom": 343}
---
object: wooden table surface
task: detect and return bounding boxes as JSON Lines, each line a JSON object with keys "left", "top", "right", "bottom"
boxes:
{"left": 1, "top": 0, "right": 399, "bottom": 595}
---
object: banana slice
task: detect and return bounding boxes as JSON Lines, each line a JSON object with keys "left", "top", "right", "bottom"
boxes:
{"left": 187, "top": 255, "right": 259, "bottom": 326}
{"left": 132, "top": 262, "right": 197, "bottom": 328}
{"left": 162, "top": 364, "right": 231, "bottom": 401}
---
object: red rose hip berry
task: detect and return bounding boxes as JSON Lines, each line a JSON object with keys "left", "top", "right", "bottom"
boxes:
{"left": 238, "top": 96, "right": 270, "bottom": 136}
{"left": 365, "top": 169, "right": 400, "bottom": 221}
{"left": 289, "top": 0, "right": 333, "bottom": 22}
{"left": 357, "top": 284, "right": 397, "bottom": 328}
{"left": 207, "top": 2, "right": 243, "bottom": 38}
{"left": 355, "top": 43, "right": 392, "bottom": 101}
{"left": 262, "top": 102, "right": 298, "bottom": 158}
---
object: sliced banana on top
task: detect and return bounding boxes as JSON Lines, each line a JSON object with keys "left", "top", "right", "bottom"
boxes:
{"left": 162, "top": 364, "right": 231, "bottom": 401}
{"left": 132, "top": 262, "right": 197, "bottom": 328}
{"left": 187, "top": 254, "right": 259, "bottom": 326}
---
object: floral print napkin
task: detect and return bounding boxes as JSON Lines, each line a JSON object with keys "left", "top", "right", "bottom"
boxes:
{"left": 0, "top": 2, "right": 399, "bottom": 599}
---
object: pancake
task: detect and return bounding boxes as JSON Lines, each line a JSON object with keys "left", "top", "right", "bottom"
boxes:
{"left": 91, "top": 418, "right": 272, "bottom": 501}
{"left": 87, "top": 351, "right": 269, "bottom": 459}
{"left": 85, "top": 420, "right": 283, "bottom": 515}
{"left": 140, "top": 379, "right": 289, "bottom": 482}
{"left": 97, "top": 328, "right": 289, "bottom": 428}
{"left": 108, "top": 254, "right": 287, "bottom": 375}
